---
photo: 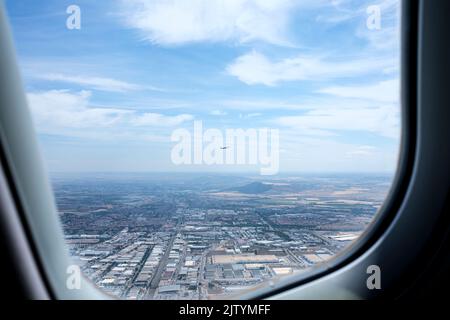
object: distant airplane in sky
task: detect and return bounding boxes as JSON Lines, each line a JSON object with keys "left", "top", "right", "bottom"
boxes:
{"left": 220, "top": 146, "right": 229, "bottom": 150}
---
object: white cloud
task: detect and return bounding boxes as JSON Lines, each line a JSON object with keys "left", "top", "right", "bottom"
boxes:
{"left": 356, "top": 0, "right": 400, "bottom": 53}
{"left": 239, "top": 112, "right": 262, "bottom": 119}
{"left": 220, "top": 99, "right": 311, "bottom": 111}
{"left": 318, "top": 0, "right": 401, "bottom": 52}
{"left": 227, "top": 51, "right": 394, "bottom": 86}
{"left": 318, "top": 79, "right": 399, "bottom": 103}
{"left": 317, "top": 0, "right": 399, "bottom": 26}
{"left": 278, "top": 133, "right": 398, "bottom": 172}
{"left": 357, "top": 24, "right": 400, "bottom": 53}
{"left": 118, "top": 0, "right": 302, "bottom": 46}
{"left": 346, "top": 145, "right": 377, "bottom": 157}
{"left": 210, "top": 110, "right": 227, "bottom": 116}
{"left": 27, "top": 90, "right": 193, "bottom": 138}
{"left": 274, "top": 104, "right": 399, "bottom": 139}
{"left": 131, "top": 113, "right": 194, "bottom": 127}
{"left": 206, "top": 91, "right": 398, "bottom": 114}
{"left": 27, "top": 90, "right": 130, "bottom": 130}
{"left": 39, "top": 73, "right": 159, "bottom": 93}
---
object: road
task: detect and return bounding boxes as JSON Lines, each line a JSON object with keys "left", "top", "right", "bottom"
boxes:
{"left": 145, "top": 232, "right": 177, "bottom": 299}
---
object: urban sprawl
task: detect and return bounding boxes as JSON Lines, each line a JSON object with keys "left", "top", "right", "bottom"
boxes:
{"left": 55, "top": 173, "right": 390, "bottom": 299}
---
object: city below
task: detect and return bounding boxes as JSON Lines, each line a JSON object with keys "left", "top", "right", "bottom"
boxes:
{"left": 53, "top": 173, "right": 392, "bottom": 300}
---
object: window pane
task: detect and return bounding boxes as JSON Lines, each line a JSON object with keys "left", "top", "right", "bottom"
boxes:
{"left": 6, "top": 0, "right": 401, "bottom": 300}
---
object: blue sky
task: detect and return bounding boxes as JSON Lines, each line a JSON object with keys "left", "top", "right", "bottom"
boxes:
{"left": 5, "top": 0, "right": 401, "bottom": 173}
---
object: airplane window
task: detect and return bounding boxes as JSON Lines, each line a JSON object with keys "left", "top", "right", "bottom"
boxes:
{"left": 5, "top": 0, "right": 401, "bottom": 300}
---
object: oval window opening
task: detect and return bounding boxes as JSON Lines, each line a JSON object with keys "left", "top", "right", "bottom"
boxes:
{"left": 6, "top": 0, "right": 401, "bottom": 300}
